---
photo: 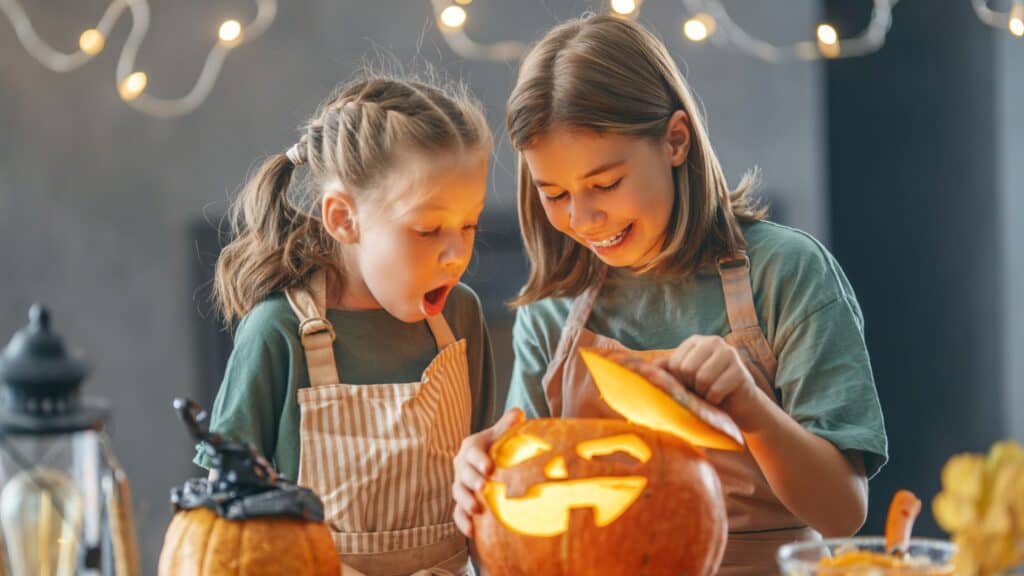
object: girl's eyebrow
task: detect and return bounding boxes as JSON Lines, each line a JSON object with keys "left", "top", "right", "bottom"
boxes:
{"left": 533, "top": 159, "right": 626, "bottom": 188}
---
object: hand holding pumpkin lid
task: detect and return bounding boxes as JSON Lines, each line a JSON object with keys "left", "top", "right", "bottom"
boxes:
{"left": 579, "top": 348, "right": 744, "bottom": 451}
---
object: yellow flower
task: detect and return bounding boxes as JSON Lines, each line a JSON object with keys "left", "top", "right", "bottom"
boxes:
{"left": 934, "top": 454, "right": 984, "bottom": 532}
{"left": 933, "top": 440, "right": 1024, "bottom": 576}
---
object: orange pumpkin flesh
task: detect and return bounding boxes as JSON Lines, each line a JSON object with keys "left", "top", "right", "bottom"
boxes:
{"left": 474, "top": 419, "right": 727, "bottom": 576}
{"left": 580, "top": 348, "right": 744, "bottom": 451}
{"left": 157, "top": 507, "right": 339, "bottom": 576}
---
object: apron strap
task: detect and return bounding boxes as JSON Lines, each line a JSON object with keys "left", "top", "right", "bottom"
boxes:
{"left": 285, "top": 270, "right": 342, "bottom": 387}
{"left": 565, "top": 266, "right": 607, "bottom": 334}
{"left": 541, "top": 266, "right": 607, "bottom": 392}
{"left": 717, "top": 252, "right": 760, "bottom": 332}
{"left": 717, "top": 251, "right": 780, "bottom": 401}
{"left": 425, "top": 313, "right": 456, "bottom": 350}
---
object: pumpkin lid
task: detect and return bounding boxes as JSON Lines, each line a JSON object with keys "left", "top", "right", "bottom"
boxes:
{"left": 580, "top": 348, "right": 744, "bottom": 451}
{"left": 170, "top": 397, "right": 325, "bottom": 521}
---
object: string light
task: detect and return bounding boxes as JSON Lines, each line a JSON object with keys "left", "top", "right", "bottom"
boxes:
{"left": 816, "top": 24, "right": 840, "bottom": 58}
{"left": 973, "top": 0, "right": 1024, "bottom": 37}
{"left": 816, "top": 24, "right": 838, "bottom": 46}
{"left": 78, "top": 29, "right": 105, "bottom": 56}
{"left": 439, "top": 5, "right": 467, "bottom": 29}
{"left": 218, "top": 20, "right": 243, "bottom": 46}
{"left": 610, "top": 0, "right": 639, "bottom": 17}
{"left": 683, "top": 12, "right": 715, "bottom": 43}
{"left": 3, "top": 0, "right": 912, "bottom": 116}
{"left": 680, "top": 0, "right": 896, "bottom": 61}
{"left": 118, "top": 71, "right": 147, "bottom": 101}
{"left": 1012, "top": 18, "right": 1024, "bottom": 37}
{"left": 430, "top": 0, "right": 528, "bottom": 61}
{"left": 1009, "top": 3, "right": 1024, "bottom": 36}
{"left": 432, "top": 0, "right": 896, "bottom": 63}
{"left": 0, "top": 0, "right": 277, "bottom": 117}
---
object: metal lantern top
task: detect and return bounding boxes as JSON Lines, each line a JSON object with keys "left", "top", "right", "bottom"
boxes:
{"left": 0, "top": 304, "right": 109, "bottom": 434}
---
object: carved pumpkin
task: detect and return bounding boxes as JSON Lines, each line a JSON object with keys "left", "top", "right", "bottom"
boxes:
{"left": 158, "top": 507, "right": 339, "bottom": 576}
{"left": 473, "top": 349, "right": 743, "bottom": 576}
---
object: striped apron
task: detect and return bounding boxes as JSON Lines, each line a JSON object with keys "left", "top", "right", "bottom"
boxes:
{"left": 286, "top": 271, "right": 473, "bottom": 576}
{"left": 541, "top": 253, "right": 820, "bottom": 575}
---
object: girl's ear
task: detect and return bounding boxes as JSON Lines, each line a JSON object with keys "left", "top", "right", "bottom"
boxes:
{"left": 665, "top": 110, "right": 691, "bottom": 168}
{"left": 322, "top": 187, "right": 360, "bottom": 244}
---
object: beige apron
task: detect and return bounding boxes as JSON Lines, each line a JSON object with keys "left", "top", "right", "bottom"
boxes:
{"left": 541, "top": 254, "right": 819, "bottom": 575}
{"left": 286, "top": 271, "right": 474, "bottom": 576}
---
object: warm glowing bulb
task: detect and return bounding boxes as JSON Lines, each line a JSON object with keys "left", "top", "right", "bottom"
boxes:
{"left": 1010, "top": 17, "right": 1024, "bottom": 37}
{"left": 817, "top": 24, "right": 838, "bottom": 46}
{"left": 684, "top": 19, "right": 708, "bottom": 42}
{"left": 440, "top": 5, "right": 467, "bottom": 29}
{"left": 684, "top": 13, "right": 715, "bottom": 42}
{"left": 1011, "top": 4, "right": 1024, "bottom": 37}
{"left": 610, "top": 0, "right": 637, "bottom": 16}
{"left": 78, "top": 29, "right": 105, "bottom": 55}
{"left": 118, "top": 72, "right": 147, "bottom": 101}
{"left": 218, "top": 20, "right": 243, "bottom": 45}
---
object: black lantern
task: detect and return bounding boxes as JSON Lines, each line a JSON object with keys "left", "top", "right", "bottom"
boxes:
{"left": 0, "top": 305, "right": 139, "bottom": 575}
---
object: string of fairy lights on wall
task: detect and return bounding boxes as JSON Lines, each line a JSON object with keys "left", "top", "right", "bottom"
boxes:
{"left": 1, "top": 0, "right": 1021, "bottom": 116}
{"left": 0, "top": 0, "right": 275, "bottom": 117}
{"left": 434, "top": 0, "right": 1023, "bottom": 62}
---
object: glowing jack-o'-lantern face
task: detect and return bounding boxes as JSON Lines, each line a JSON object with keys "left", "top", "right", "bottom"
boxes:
{"left": 483, "top": 431, "right": 652, "bottom": 537}
{"left": 473, "top": 350, "right": 741, "bottom": 576}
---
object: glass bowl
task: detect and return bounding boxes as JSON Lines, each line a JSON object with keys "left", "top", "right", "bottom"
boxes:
{"left": 777, "top": 537, "right": 956, "bottom": 575}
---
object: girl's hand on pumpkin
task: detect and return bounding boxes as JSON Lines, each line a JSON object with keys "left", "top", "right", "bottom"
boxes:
{"left": 452, "top": 408, "right": 525, "bottom": 537}
{"left": 654, "top": 335, "right": 761, "bottom": 430}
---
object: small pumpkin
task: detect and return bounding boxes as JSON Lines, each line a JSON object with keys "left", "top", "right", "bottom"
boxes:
{"left": 473, "top": 349, "right": 743, "bottom": 576}
{"left": 158, "top": 398, "right": 340, "bottom": 576}
{"left": 159, "top": 507, "right": 338, "bottom": 576}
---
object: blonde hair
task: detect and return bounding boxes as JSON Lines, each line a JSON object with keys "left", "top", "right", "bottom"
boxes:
{"left": 507, "top": 14, "right": 766, "bottom": 306}
{"left": 214, "top": 74, "right": 492, "bottom": 325}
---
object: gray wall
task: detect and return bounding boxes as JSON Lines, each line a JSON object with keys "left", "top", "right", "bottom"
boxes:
{"left": 1000, "top": 33, "right": 1024, "bottom": 441}
{"left": 1, "top": 0, "right": 823, "bottom": 569}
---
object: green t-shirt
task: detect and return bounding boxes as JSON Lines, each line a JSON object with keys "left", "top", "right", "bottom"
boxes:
{"left": 507, "top": 220, "right": 888, "bottom": 477}
{"left": 195, "top": 283, "right": 496, "bottom": 481}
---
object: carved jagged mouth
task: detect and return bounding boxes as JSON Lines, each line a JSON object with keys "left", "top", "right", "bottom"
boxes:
{"left": 483, "top": 476, "right": 647, "bottom": 538}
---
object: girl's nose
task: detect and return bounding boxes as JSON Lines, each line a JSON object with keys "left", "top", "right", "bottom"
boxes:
{"left": 440, "top": 230, "right": 472, "bottom": 270}
{"left": 569, "top": 195, "right": 607, "bottom": 235}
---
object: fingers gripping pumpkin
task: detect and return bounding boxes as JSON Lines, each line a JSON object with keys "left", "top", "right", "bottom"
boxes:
{"left": 473, "top": 350, "right": 742, "bottom": 576}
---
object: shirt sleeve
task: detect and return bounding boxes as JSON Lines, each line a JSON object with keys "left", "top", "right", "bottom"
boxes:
{"left": 505, "top": 306, "right": 554, "bottom": 419}
{"left": 193, "top": 308, "right": 292, "bottom": 471}
{"left": 774, "top": 294, "right": 889, "bottom": 478}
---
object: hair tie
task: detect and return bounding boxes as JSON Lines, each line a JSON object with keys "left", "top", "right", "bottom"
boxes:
{"left": 285, "top": 142, "right": 305, "bottom": 166}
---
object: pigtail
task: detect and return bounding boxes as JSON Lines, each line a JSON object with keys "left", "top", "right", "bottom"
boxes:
{"left": 213, "top": 153, "right": 336, "bottom": 326}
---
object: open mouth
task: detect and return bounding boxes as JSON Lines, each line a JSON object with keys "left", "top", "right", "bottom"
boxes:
{"left": 483, "top": 476, "right": 648, "bottom": 537}
{"left": 588, "top": 223, "right": 633, "bottom": 252}
{"left": 421, "top": 284, "right": 453, "bottom": 316}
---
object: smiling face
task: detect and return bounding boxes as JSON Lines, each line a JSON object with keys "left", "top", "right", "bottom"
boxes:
{"left": 521, "top": 122, "right": 686, "bottom": 270}
{"left": 473, "top": 419, "right": 729, "bottom": 576}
